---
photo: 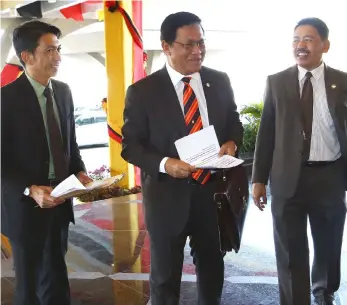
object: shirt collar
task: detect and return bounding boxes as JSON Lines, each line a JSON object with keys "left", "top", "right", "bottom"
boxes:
{"left": 166, "top": 62, "right": 200, "bottom": 87}
{"left": 298, "top": 61, "right": 325, "bottom": 82}
{"left": 26, "top": 72, "right": 52, "bottom": 98}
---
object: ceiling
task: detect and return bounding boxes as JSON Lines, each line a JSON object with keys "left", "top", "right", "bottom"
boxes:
{"left": 1, "top": 0, "right": 346, "bottom": 54}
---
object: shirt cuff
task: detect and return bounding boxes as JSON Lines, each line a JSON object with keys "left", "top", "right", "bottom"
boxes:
{"left": 23, "top": 186, "right": 31, "bottom": 196}
{"left": 159, "top": 157, "right": 169, "bottom": 173}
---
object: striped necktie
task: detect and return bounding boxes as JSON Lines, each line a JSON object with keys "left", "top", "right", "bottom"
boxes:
{"left": 182, "top": 77, "right": 211, "bottom": 184}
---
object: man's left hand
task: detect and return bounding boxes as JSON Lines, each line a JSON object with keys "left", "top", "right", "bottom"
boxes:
{"left": 219, "top": 141, "right": 237, "bottom": 157}
{"left": 77, "top": 171, "right": 93, "bottom": 185}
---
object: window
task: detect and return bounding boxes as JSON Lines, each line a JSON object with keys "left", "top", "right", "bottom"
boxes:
{"left": 77, "top": 117, "right": 94, "bottom": 126}
{"left": 95, "top": 116, "right": 107, "bottom": 123}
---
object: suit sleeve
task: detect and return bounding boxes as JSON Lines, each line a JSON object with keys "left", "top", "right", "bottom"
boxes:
{"left": 223, "top": 73, "right": 243, "bottom": 147}
{"left": 121, "top": 85, "right": 165, "bottom": 178}
{"left": 1, "top": 88, "right": 29, "bottom": 202}
{"left": 251, "top": 76, "right": 275, "bottom": 184}
{"left": 66, "top": 85, "right": 86, "bottom": 175}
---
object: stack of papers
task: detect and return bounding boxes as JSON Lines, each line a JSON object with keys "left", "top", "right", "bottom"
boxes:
{"left": 174, "top": 125, "right": 244, "bottom": 169}
{"left": 51, "top": 173, "right": 125, "bottom": 200}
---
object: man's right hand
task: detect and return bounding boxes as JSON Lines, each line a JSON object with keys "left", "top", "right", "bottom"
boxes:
{"left": 29, "top": 185, "right": 64, "bottom": 208}
{"left": 164, "top": 158, "right": 196, "bottom": 178}
{"left": 252, "top": 183, "right": 267, "bottom": 211}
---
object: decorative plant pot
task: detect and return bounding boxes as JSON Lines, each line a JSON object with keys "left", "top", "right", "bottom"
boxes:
{"left": 77, "top": 185, "right": 141, "bottom": 202}
{"left": 82, "top": 165, "right": 142, "bottom": 202}
{"left": 239, "top": 152, "right": 254, "bottom": 177}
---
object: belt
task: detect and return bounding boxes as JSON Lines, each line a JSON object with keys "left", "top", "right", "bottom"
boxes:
{"left": 188, "top": 173, "right": 217, "bottom": 186}
{"left": 303, "top": 159, "right": 339, "bottom": 167}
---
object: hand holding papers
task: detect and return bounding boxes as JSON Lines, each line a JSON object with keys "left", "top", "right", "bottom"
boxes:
{"left": 174, "top": 126, "right": 244, "bottom": 169}
{"left": 50, "top": 173, "right": 125, "bottom": 200}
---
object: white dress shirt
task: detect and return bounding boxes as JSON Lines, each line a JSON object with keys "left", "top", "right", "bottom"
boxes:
{"left": 298, "top": 62, "right": 341, "bottom": 161}
{"left": 159, "top": 63, "right": 210, "bottom": 173}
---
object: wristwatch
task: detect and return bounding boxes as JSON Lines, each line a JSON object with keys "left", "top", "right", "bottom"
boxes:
{"left": 24, "top": 186, "right": 31, "bottom": 196}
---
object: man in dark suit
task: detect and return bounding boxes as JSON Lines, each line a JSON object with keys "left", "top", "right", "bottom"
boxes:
{"left": 1, "top": 21, "right": 92, "bottom": 305}
{"left": 121, "top": 12, "right": 243, "bottom": 305}
{"left": 252, "top": 18, "right": 347, "bottom": 305}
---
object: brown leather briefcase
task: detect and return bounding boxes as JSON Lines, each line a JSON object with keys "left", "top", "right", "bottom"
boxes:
{"left": 214, "top": 165, "right": 249, "bottom": 253}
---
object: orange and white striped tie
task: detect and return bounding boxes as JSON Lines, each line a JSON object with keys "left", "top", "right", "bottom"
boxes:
{"left": 182, "top": 76, "right": 211, "bottom": 184}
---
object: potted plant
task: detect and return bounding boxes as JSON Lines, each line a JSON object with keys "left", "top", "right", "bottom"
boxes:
{"left": 238, "top": 101, "right": 264, "bottom": 176}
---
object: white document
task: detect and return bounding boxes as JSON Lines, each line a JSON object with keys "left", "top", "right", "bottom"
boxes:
{"left": 174, "top": 125, "right": 244, "bottom": 169}
{"left": 50, "top": 174, "right": 125, "bottom": 200}
{"left": 50, "top": 174, "right": 85, "bottom": 198}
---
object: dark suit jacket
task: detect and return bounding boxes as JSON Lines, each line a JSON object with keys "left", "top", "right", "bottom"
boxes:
{"left": 252, "top": 65, "right": 347, "bottom": 198}
{"left": 121, "top": 66, "right": 243, "bottom": 236}
{"left": 1, "top": 74, "right": 86, "bottom": 241}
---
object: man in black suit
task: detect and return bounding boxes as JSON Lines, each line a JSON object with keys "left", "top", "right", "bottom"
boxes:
{"left": 121, "top": 12, "right": 243, "bottom": 305}
{"left": 1, "top": 21, "right": 92, "bottom": 305}
{"left": 252, "top": 18, "right": 347, "bottom": 305}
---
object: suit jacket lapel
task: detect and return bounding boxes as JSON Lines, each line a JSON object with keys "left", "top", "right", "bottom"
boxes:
{"left": 324, "top": 65, "right": 347, "bottom": 152}
{"left": 324, "top": 65, "right": 339, "bottom": 116}
{"left": 200, "top": 67, "right": 217, "bottom": 126}
{"left": 18, "top": 74, "right": 48, "bottom": 143}
{"left": 285, "top": 65, "right": 302, "bottom": 121}
{"left": 157, "top": 67, "right": 188, "bottom": 136}
{"left": 156, "top": 66, "right": 221, "bottom": 135}
{"left": 51, "top": 80, "right": 68, "bottom": 150}
{"left": 285, "top": 64, "right": 341, "bottom": 135}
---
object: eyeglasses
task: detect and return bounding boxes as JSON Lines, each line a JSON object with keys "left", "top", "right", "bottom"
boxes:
{"left": 173, "top": 40, "right": 206, "bottom": 51}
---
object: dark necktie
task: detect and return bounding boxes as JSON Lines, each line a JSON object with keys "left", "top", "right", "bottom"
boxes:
{"left": 43, "top": 87, "right": 68, "bottom": 181}
{"left": 300, "top": 71, "right": 313, "bottom": 161}
{"left": 182, "top": 77, "right": 211, "bottom": 184}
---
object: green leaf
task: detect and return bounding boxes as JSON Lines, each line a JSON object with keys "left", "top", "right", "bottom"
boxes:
{"left": 239, "top": 101, "right": 264, "bottom": 154}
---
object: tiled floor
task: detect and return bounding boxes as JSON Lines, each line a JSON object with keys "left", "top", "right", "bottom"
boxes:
{"left": 1, "top": 193, "right": 347, "bottom": 304}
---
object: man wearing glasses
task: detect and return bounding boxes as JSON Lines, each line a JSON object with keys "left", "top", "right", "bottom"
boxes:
{"left": 252, "top": 18, "right": 347, "bottom": 305}
{"left": 121, "top": 11, "right": 243, "bottom": 305}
